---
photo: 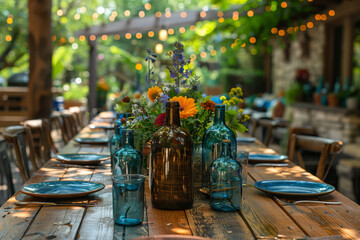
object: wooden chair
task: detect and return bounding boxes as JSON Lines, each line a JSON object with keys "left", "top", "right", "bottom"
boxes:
{"left": 61, "top": 110, "right": 79, "bottom": 139}
{"left": 69, "top": 107, "right": 83, "bottom": 131}
{"left": 288, "top": 134, "right": 343, "bottom": 180}
{"left": 50, "top": 111, "right": 69, "bottom": 145}
{"left": 0, "top": 137, "right": 15, "bottom": 198}
{"left": 23, "top": 119, "right": 53, "bottom": 163}
{"left": 258, "top": 118, "right": 289, "bottom": 146}
{"left": 2, "top": 126, "right": 36, "bottom": 182}
{"left": 286, "top": 126, "right": 317, "bottom": 155}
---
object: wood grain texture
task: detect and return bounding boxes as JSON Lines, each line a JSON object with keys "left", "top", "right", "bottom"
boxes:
{"left": 242, "top": 178, "right": 305, "bottom": 239}
{"left": 145, "top": 179, "right": 191, "bottom": 236}
{"left": 22, "top": 206, "right": 85, "bottom": 240}
{"left": 186, "top": 198, "right": 254, "bottom": 240}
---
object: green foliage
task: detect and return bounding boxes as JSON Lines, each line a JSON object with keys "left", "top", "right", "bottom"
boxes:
{"left": 53, "top": 46, "right": 73, "bottom": 79}
{"left": 63, "top": 83, "right": 88, "bottom": 101}
{"left": 284, "top": 82, "right": 302, "bottom": 105}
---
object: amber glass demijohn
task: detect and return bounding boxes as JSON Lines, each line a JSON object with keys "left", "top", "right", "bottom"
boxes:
{"left": 150, "top": 101, "right": 193, "bottom": 210}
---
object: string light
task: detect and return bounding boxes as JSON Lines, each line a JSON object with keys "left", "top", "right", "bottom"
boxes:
{"left": 241, "top": 43, "right": 246, "bottom": 47}
{"left": 165, "top": 11, "right": 171, "bottom": 18}
{"left": 315, "top": 14, "right": 321, "bottom": 20}
{"left": 280, "top": 2, "right": 287, "bottom": 8}
{"left": 145, "top": 3, "right": 151, "bottom": 10}
{"left": 271, "top": 27, "right": 278, "bottom": 34}
{"left": 74, "top": 14, "right": 80, "bottom": 20}
{"left": 265, "top": 6, "right": 271, "bottom": 12}
{"left": 300, "top": 25, "right": 306, "bottom": 31}
{"left": 90, "top": 35, "right": 96, "bottom": 41}
{"left": 200, "top": 11, "right": 207, "bottom": 18}
{"left": 124, "top": 10, "right": 131, "bottom": 17}
{"left": 101, "top": 35, "right": 108, "bottom": 41}
{"left": 159, "top": 29, "right": 168, "bottom": 41}
{"left": 294, "top": 26, "right": 299, "bottom": 32}
{"left": 247, "top": 10, "right": 254, "bottom": 17}
{"left": 321, "top": 14, "right": 327, "bottom": 21}
{"left": 220, "top": 47, "right": 227, "bottom": 53}
{"left": 52, "top": 35, "right": 56, "bottom": 41}
{"left": 109, "top": 15, "right": 115, "bottom": 22}
{"left": 181, "top": 12, "right": 187, "bottom": 18}
{"left": 6, "top": 18, "right": 13, "bottom": 24}
{"left": 249, "top": 37, "right": 256, "bottom": 44}
{"left": 200, "top": 52, "right": 207, "bottom": 58}
{"left": 148, "top": 31, "right": 154, "bottom": 37}
{"left": 306, "top": 22, "right": 314, "bottom": 28}
{"left": 287, "top": 27, "right": 294, "bottom": 33}
{"left": 112, "top": 11, "right": 118, "bottom": 17}
{"left": 190, "top": 54, "right": 196, "bottom": 60}
{"left": 210, "top": 49, "right": 217, "bottom": 56}
{"left": 125, "top": 33, "right": 132, "bottom": 39}
{"left": 80, "top": 7, "right": 86, "bottom": 13}
{"left": 155, "top": 43, "right": 163, "bottom": 54}
{"left": 57, "top": 9, "right": 64, "bottom": 16}
{"left": 278, "top": 29, "right": 285, "bottom": 36}
{"left": 329, "top": 10, "right": 335, "bottom": 16}
{"left": 69, "top": 37, "right": 75, "bottom": 43}
{"left": 168, "top": 28, "right": 174, "bottom": 35}
{"left": 6, "top": 35, "right": 12, "bottom": 41}
{"left": 79, "top": 35, "right": 86, "bottom": 41}
{"left": 155, "top": 12, "right": 162, "bottom": 18}
{"left": 179, "top": 27, "right": 185, "bottom": 33}
{"left": 114, "top": 34, "right": 120, "bottom": 40}
{"left": 217, "top": 11, "right": 223, "bottom": 17}
{"left": 135, "top": 63, "right": 142, "bottom": 70}
{"left": 190, "top": 25, "right": 196, "bottom": 31}
{"left": 60, "top": 37, "right": 66, "bottom": 43}
{"left": 218, "top": 17, "right": 224, "bottom": 23}
{"left": 139, "top": 11, "right": 145, "bottom": 18}
{"left": 136, "top": 33, "right": 142, "bottom": 39}
{"left": 92, "top": 13, "right": 99, "bottom": 20}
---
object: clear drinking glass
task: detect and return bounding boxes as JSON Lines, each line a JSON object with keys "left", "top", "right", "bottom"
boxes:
{"left": 112, "top": 174, "right": 145, "bottom": 226}
{"left": 238, "top": 151, "right": 249, "bottom": 185}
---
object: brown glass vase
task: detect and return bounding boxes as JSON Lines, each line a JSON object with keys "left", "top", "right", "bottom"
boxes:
{"left": 150, "top": 101, "right": 193, "bottom": 210}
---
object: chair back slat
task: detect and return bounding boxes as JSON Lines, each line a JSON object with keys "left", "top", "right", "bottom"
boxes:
{"left": 0, "top": 139, "right": 15, "bottom": 197}
{"left": 288, "top": 134, "right": 343, "bottom": 180}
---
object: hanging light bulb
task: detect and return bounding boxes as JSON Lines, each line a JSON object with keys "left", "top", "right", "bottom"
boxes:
{"left": 155, "top": 43, "right": 163, "bottom": 54}
{"left": 159, "top": 29, "right": 168, "bottom": 41}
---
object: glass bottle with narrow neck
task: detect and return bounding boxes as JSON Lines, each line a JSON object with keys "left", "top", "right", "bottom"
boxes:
{"left": 110, "top": 115, "right": 127, "bottom": 172}
{"left": 210, "top": 140, "right": 242, "bottom": 212}
{"left": 150, "top": 101, "right": 193, "bottom": 210}
{"left": 202, "top": 104, "right": 237, "bottom": 190}
{"left": 113, "top": 129, "right": 143, "bottom": 175}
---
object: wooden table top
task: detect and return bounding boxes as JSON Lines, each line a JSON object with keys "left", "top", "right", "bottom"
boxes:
{"left": 0, "top": 127, "right": 359, "bottom": 240}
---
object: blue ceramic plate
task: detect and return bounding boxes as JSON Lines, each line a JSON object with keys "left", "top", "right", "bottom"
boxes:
{"left": 74, "top": 137, "right": 108, "bottom": 144}
{"left": 254, "top": 180, "right": 335, "bottom": 197}
{"left": 248, "top": 154, "right": 288, "bottom": 163}
{"left": 55, "top": 153, "right": 110, "bottom": 165}
{"left": 89, "top": 124, "right": 114, "bottom": 129}
{"left": 20, "top": 181, "right": 105, "bottom": 198}
{"left": 237, "top": 137, "right": 257, "bottom": 143}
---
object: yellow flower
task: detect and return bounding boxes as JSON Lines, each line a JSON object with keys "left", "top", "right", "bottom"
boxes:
{"left": 243, "top": 114, "right": 250, "bottom": 121}
{"left": 223, "top": 100, "right": 230, "bottom": 106}
{"left": 238, "top": 109, "right": 243, "bottom": 113}
{"left": 220, "top": 96, "right": 227, "bottom": 101}
{"left": 170, "top": 96, "right": 198, "bottom": 119}
{"left": 229, "top": 92, "right": 234, "bottom": 98}
{"left": 229, "top": 100, "right": 235, "bottom": 105}
{"left": 231, "top": 88, "right": 236, "bottom": 93}
{"left": 147, "top": 86, "right": 162, "bottom": 102}
{"left": 236, "top": 87, "right": 243, "bottom": 96}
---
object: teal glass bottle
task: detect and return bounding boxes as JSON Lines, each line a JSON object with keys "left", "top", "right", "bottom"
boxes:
{"left": 150, "top": 101, "right": 193, "bottom": 210}
{"left": 110, "top": 116, "right": 125, "bottom": 172}
{"left": 210, "top": 140, "right": 242, "bottom": 212}
{"left": 202, "top": 104, "right": 237, "bottom": 189}
{"left": 113, "top": 129, "right": 143, "bottom": 175}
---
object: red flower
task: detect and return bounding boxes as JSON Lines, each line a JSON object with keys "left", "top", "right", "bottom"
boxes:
{"left": 122, "top": 96, "right": 130, "bottom": 103}
{"left": 121, "top": 118, "right": 127, "bottom": 124}
{"left": 155, "top": 113, "right": 166, "bottom": 126}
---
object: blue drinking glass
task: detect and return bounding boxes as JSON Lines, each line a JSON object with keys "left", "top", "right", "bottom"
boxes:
{"left": 112, "top": 174, "right": 145, "bottom": 226}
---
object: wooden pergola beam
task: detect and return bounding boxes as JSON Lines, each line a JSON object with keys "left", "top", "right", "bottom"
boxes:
{"left": 74, "top": 7, "right": 256, "bottom": 37}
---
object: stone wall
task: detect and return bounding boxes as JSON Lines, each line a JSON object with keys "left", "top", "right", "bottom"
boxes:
{"left": 291, "top": 103, "right": 360, "bottom": 143}
{"left": 271, "top": 23, "right": 325, "bottom": 95}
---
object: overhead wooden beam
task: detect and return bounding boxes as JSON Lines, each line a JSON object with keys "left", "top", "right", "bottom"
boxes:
{"left": 74, "top": 7, "right": 256, "bottom": 37}
{"left": 28, "top": 0, "right": 52, "bottom": 119}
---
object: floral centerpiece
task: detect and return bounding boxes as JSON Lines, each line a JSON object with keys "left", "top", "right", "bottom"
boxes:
{"left": 115, "top": 42, "right": 248, "bottom": 153}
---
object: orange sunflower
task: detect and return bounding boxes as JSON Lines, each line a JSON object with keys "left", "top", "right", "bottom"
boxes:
{"left": 147, "top": 86, "right": 162, "bottom": 102}
{"left": 170, "top": 96, "right": 198, "bottom": 119}
{"left": 200, "top": 99, "right": 216, "bottom": 112}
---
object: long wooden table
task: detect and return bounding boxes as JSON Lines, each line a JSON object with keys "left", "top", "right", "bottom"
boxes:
{"left": 0, "top": 126, "right": 359, "bottom": 240}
